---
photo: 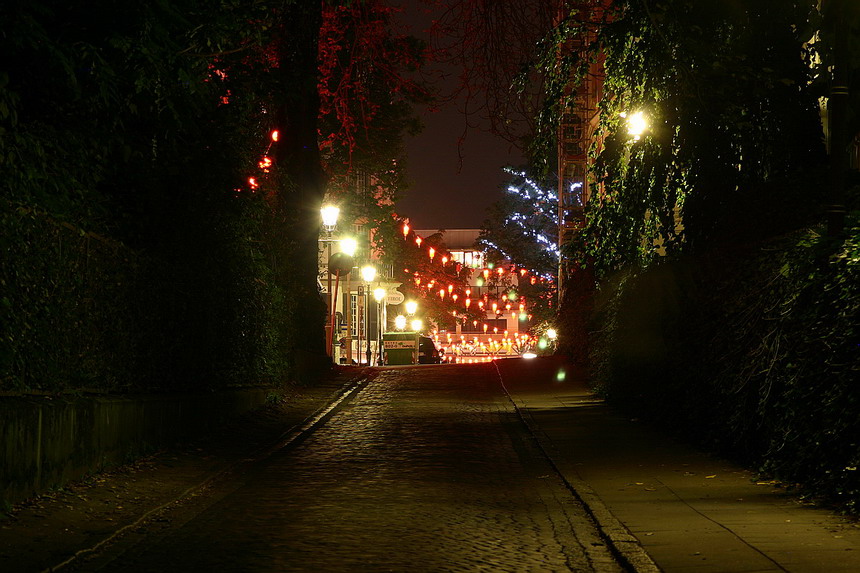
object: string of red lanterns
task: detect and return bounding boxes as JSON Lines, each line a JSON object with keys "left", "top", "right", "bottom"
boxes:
{"left": 395, "top": 221, "right": 551, "bottom": 331}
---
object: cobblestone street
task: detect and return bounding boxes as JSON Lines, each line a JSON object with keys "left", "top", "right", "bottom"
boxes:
{"left": 70, "top": 364, "right": 620, "bottom": 572}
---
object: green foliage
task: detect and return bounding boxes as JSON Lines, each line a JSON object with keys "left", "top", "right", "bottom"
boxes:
{"left": 590, "top": 219, "right": 860, "bottom": 513}
{"left": 534, "top": 1, "right": 831, "bottom": 277}
{"left": 0, "top": 1, "right": 322, "bottom": 393}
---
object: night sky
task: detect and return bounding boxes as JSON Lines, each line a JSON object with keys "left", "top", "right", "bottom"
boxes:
{"left": 392, "top": 1, "right": 524, "bottom": 231}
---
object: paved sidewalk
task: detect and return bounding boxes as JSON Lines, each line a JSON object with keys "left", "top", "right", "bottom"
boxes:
{"left": 495, "top": 356, "right": 860, "bottom": 573}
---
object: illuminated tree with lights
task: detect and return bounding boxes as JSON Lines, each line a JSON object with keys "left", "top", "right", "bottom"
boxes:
{"left": 477, "top": 167, "right": 559, "bottom": 324}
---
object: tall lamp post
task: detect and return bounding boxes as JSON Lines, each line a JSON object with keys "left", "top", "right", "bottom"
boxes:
{"left": 339, "top": 237, "right": 358, "bottom": 363}
{"left": 360, "top": 265, "right": 377, "bottom": 365}
{"left": 373, "top": 287, "right": 386, "bottom": 365}
{"left": 327, "top": 251, "right": 354, "bottom": 361}
{"left": 320, "top": 205, "right": 340, "bottom": 357}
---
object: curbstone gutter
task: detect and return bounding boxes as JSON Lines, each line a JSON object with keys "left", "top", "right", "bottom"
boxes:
{"left": 494, "top": 361, "right": 661, "bottom": 573}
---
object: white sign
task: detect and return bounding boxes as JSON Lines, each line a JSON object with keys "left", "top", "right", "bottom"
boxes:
{"left": 386, "top": 290, "right": 405, "bottom": 305}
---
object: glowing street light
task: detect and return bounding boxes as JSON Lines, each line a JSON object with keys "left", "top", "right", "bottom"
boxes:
{"left": 395, "top": 315, "right": 407, "bottom": 330}
{"left": 410, "top": 319, "right": 423, "bottom": 332}
{"left": 340, "top": 237, "right": 357, "bottom": 256}
{"left": 320, "top": 205, "right": 340, "bottom": 232}
{"left": 625, "top": 111, "right": 648, "bottom": 141}
{"left": 360, "top": 265, "right": 377, "bottom": 283}
{"left": 405, "top": 300, "right": 418, "bottom": 316}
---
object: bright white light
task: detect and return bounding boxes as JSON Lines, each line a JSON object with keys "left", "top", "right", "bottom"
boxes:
{"left": 320, "top": 205, "right": 340, "bottom": 230}
{"left": 340, "top": 237, "right": 357, "bottom": 256}
{"left": 547, "top": 328, "right": 557, "bottom": 340}
{"left": 405, "top": 300, "right": 418, "bottom": 315}
{"left": 627, "top": 111, "right": 648, "bottom": 140}
{"left": 361, "top": 265, "right": 376, "bottom": 283}
{"left": 373, "top": 287, "right": 386, "bottom": 302}
{"left": 522, "top": 352, "right": 538, "bottom": 359}
{"left": 395, "top": 315, "right": 407, "bottom": 330}
{"left": 410, "top": 319, "right": 423, "bottom": 332}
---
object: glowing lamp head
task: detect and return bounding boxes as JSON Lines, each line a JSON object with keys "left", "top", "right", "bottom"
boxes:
{"left": 320, "top": 205, "right": 340, "bottom": 231}
{"left": 405, "top": 300, "right": 418, "bottom": 315}
{"left": 547, "top": 328, "right": 558, "bottom": 340}
{"left": 415, "top": 237, "right": 422, "bottom": 247}
{"left": 340, "top": 237, "right": 357, "bottom": 256}
{"left": 402, "top": 223, "right": 410, "bottom": 237}
{"left": 373, "top": 287, "right": 386, "bottom": 303}
{"left": 410, "top": 319, "right": 423, "bottom": 332}
{"left": 428, "top": 247, "right": 435, "bottom": 260}
{"left": 626, "top": 111, "right": 648, "bottom": 140}
{"left": 360, "top": 265, "right": 376, "bottom": 283}
{"left": 394, "top": 315, "right": 407, "bottom": 330}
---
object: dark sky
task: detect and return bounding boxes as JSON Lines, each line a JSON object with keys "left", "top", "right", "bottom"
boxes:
{"left": 392, "top": 1, "right": 523, "bottom": 231}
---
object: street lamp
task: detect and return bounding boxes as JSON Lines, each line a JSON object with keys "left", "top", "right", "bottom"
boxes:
{"left": 338, "top": 237, "right": 357, "bottom": 363}
{"left": 624, "top": 111, "right": 648, "bottom": 141}
{"left": 360, "top": 265, "right": 376, "bottom": 365}
{"left": 373, "top": 287, "right": 386, "bottom": 365}
{"left": 395, "top": 315, "right": 407, "bottom": 330}
{"left": 340, "top": 237, "right": 357, "bottom": 256}
{"left": 410, "top": 319, "right": 423, "bottom": 333}
{"left": 405, "top": 300, "right": 418, "bottom": 316}
{"left": 320, "top": 205, "right": 340, "bottom": 358}
{"left": 320, "top": 205, "right": 340, "bottom": 232}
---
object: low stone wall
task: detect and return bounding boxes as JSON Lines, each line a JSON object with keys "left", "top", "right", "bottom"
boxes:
{"left": 1, "top": 389, "right": 272, "bottom": 507}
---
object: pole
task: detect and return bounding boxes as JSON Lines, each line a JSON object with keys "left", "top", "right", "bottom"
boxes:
{"left": 346, "top": 273, "right": 352, "bottom": 364}
{"left": 376, "top": 299, "right": 385, "bottom": 366}
{"left": 365, "top": 284, "right": 372, "bottom": 365}
{"left": 329, "top": 270, "right": 341, "bottom": 361}
{"left": 325, "top": 240, "right": 333, "bottom": 356}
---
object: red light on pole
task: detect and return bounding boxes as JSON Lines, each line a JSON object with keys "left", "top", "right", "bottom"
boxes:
{"left": 271, "top": 130, "right": 280, "bottom": 142}
{"left": 465, "top": 298, "right": 471, "bottom": 308}
{"left": 416, "top": 236, "right": 422, "bottom": 247}
{"left": 403, "top": 223, "right": 410, "bottom": 237}
{"left": 429, "top": 247, "right": 435, "bottom": 260}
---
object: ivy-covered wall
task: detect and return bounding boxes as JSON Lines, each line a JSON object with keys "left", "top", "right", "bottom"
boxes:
{"left": 589, "top": 219, "right": 859, "bottom": 514}
{"left": 0, "top": 201, "right": 293, "bottom": 394}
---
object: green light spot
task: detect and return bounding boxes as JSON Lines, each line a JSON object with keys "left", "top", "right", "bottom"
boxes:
{"left": 556, "top": 369, "right": 566, "bottom": 382}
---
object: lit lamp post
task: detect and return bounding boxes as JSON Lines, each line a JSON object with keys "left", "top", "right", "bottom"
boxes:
{"left": 394, "top": 315, "right": 407, "bottom": 331}
{"left": 405, "top": 300, "right": 418, "bottom": 317}
{"left": 320, "top": 205, "right": 340, "bottom": 357}
{"left": 327, "top": 251, "right": 354, "bottom": 361}
{"left": 360, "top": 265, "right": 376, "bottom": 365}
{"left": 339, "top": 237, "right": 357, "bottom": 363}
{"left": 624, "top": 111, "right": 648, "bottom": 141}
{"left": 373, "top": 287, "right": 386, "bottom": 365}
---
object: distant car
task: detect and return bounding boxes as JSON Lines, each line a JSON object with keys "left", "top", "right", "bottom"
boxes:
{"left": 418, "top": 336, "right": 441, "bottom": 364}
